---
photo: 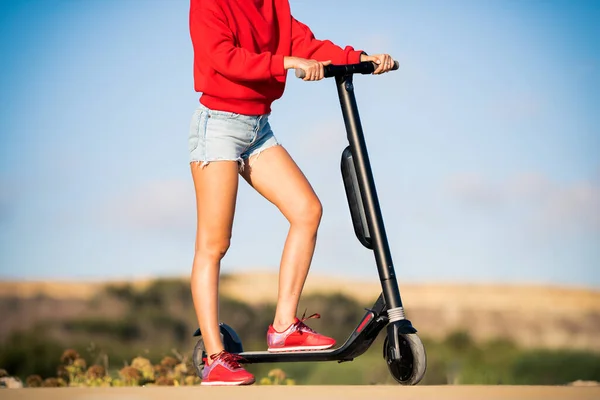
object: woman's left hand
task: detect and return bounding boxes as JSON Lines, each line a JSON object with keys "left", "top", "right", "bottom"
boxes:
{"left": 360, "top": 53, "right": 396, "bottom": 74}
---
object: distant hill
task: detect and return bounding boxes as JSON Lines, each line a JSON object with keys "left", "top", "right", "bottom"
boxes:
{"left": 1, "top": 271, "right": 599, "bottom": 351}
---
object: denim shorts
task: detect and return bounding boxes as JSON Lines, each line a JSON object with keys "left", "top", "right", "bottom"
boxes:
{"left": 188, "top": 103, "right": 280, "bottom": 169}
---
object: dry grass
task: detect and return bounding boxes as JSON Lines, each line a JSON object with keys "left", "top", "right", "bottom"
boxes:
{"left": 221, "top": 271, "right": 600, "bottom": 313}
{"left": 2, "top": 271, "right": 598, "bottom": 313}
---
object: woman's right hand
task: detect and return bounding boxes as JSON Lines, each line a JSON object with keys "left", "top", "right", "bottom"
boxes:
{"left": 284, "top": 56, "right": 332, "bottom": 81}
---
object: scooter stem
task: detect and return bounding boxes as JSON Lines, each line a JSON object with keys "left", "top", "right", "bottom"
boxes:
{"left": 335, "top": 74, "right": 404, "bottom": 315}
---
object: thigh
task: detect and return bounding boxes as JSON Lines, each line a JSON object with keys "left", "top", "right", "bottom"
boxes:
{"left": 240, "top": 145, "right": 319, "bottom": 221}
{"left": 191, "top": 160, "right": 239, "bottom": 248}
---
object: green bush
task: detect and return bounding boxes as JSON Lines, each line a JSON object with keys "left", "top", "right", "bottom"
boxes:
{"left": 63, "top": 318, "right": 141, "bottom": 342}
{"left": 511, "top": 349, "right": 600, "bottom": 385}
{"left": 0, "top": 331, "right": 65, "bottom": 379}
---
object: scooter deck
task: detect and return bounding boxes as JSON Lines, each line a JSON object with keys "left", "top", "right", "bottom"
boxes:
{"left": 240, "top": 349, "right": 335, "bottom": 356}
{"left": 235, "top": 317, "right": 388, "bottom": 364}
{"left": 237, "top": 347, "right": 355, "bottom": 363}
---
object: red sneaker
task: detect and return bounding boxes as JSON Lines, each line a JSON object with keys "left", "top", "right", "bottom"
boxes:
{"left": 200, "top": 350, "right": 255, "bottom": 386}
{"left": 267, "top": 313, "right": 336, "bottom": 352}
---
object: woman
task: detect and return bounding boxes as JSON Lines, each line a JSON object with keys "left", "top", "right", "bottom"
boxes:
{"left": 188, "top": 0, "right": 395, "bottom": 386}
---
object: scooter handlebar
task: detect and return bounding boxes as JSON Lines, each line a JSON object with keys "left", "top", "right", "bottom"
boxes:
{"left": 295, "top": 60, "right": 399, "bottom": 80}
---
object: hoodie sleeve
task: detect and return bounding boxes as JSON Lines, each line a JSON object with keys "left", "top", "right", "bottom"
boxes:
{"left": 290, "top": 17, "right": 364, "bottom": 65}
{"left": 189, "top": 1, "right": 286, "bottom": 81}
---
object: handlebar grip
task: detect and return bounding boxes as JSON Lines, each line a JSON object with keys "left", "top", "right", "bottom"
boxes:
{"left": 295, "top": 60, "right": 399, "bottom": 79}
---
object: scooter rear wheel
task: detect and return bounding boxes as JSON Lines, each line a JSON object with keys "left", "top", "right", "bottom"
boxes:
{"left": 192, "top": 336, "right": 210, "bottom": 378}
{"left": 383, "top": 333, "right": 427, "bottom": 385}
{"left": 192, "top": 333, "right": 226, "bottom": 378}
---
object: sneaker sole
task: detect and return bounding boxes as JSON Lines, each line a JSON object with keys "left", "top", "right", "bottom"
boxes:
{"left": 200, "top": 378, "right": 255, "bottom": 386}
{"left": 267, "top": 344, "right": 334, "bottom": 352}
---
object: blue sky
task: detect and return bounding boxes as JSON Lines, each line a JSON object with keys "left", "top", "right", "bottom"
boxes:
{"left": 0, "top": 0, "right": 598, "bottom": 287}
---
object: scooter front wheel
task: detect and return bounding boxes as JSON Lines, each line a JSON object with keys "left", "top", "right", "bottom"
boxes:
{"left": 383, "top": 333, "right": 427, "bottom": 385}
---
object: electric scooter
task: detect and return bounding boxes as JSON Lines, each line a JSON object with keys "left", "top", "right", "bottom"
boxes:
{"left": 191, "top": 60, "right": 427, "bottom": 385}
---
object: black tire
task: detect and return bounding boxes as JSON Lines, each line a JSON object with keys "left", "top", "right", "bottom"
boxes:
{"left": 383, "top": 333, "right": 427, "bottom": 385}
{"left": 192, "top": 333, "right": 225, "bottom": 378}
{"left": 192, "top": 337, "right": 207, "bottom": 378}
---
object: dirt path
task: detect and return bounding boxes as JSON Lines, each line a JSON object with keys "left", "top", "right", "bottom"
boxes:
{"left": 4, "top": 385, "right": 599, "bottom": 400}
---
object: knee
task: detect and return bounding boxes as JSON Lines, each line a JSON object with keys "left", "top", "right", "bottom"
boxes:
{"left": 290, "top": 197, "right": 322, "bottom": 230}
{"left": 195, "top": 236, "right": 231, "bottom": 262}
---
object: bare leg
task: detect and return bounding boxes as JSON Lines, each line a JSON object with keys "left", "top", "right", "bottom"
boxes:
{"left": 190, "top": 161, "right": 239, "bottom": 363}
{"left": 240, "top": 146, "right": 322, "bottom": 331}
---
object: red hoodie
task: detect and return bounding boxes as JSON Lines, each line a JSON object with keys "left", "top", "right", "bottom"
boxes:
{"left": 189, "top": 0, "right": 364, "bottom": 115}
